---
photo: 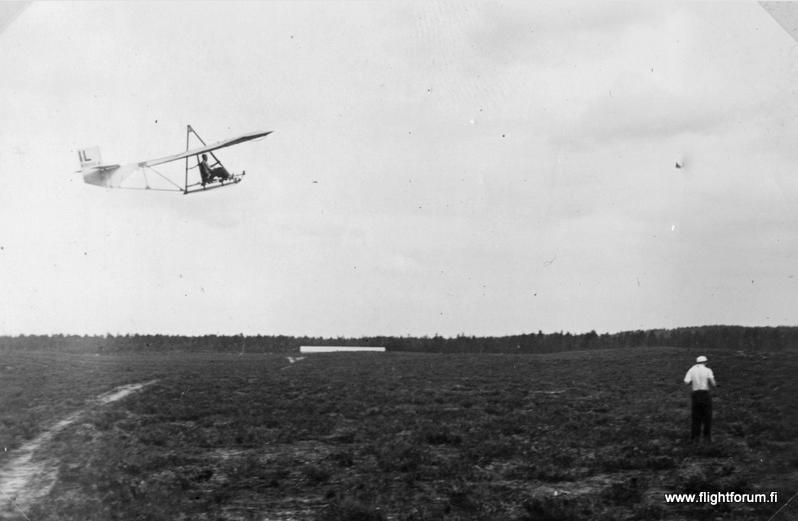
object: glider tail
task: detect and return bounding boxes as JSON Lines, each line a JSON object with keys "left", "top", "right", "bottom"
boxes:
{"left": 76, "top": 146, "right": 126, "bottom": 187}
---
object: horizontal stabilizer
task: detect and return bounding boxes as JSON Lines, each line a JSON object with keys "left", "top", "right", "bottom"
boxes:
{"left": 82, "top": 164, "right": 136, "bottom": 188}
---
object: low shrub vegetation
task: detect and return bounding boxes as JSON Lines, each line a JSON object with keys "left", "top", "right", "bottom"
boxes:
{"left": 0, "top": 347, "right": 794, "bottom": 520}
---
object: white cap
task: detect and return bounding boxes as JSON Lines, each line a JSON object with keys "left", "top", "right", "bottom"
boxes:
{"left": 696, "top": 355, "right": 707, "bottom": 363}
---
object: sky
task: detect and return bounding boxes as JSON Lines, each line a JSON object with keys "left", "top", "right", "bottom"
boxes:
{"left": 1, "top": 1, "right": 798, "bottom": 337}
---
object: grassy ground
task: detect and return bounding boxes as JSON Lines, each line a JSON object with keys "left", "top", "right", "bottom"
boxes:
{"left": 1, "top": 347, "right": 796, "bottom": 520}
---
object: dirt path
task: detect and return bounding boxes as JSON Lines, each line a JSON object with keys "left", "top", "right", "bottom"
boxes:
{"left": 0, "top": 380, "right": 157, "bottom": 519}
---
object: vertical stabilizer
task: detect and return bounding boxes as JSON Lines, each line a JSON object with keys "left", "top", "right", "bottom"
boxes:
{"left": 78, "top": 147, "right": 101, "bottom": 169}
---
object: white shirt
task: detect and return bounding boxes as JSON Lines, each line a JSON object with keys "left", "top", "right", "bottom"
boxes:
{"left": 684, "top": 364, "right": 716, "bottom": 391}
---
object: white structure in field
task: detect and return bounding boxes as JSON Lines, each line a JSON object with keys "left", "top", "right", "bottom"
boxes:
{"left": 299, "top": 346, "right": 385, "bottom": 353}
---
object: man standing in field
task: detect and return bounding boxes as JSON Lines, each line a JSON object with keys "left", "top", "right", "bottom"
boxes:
{"left": 684, "top": 355, "right": 716, "bottom": 443}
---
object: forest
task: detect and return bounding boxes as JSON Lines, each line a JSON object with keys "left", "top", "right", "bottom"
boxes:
{"left": 1, "top": 325, "right": 795, "bottom": 353}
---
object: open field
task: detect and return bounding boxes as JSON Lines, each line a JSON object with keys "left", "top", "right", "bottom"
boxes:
{"left": 0, "top": 347, "right": 796, "bottom": 520}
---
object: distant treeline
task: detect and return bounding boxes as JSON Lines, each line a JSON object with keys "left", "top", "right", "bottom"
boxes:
{"left": 0, "top": 326, "right": 796, "bottom": 353}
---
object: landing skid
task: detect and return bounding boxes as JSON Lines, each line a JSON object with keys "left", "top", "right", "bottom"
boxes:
{"left": 183, "top": 172, "right": 245, "bottom": 195}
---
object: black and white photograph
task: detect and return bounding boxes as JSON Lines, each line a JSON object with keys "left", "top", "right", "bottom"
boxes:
{"left": 1, "top": 1, "right": 797, "bottom": 519}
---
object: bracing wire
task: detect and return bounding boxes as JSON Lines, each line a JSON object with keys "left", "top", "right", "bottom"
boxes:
{"left": 145, "top": 165, "right": 184, "bottom": 191}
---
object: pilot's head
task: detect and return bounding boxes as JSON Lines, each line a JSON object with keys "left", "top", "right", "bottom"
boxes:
{"left": 202, "top": 154, "right": 208, "bottom": 161}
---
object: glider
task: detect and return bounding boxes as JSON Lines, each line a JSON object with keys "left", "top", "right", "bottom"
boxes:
{"left": 76, "top": 125, "right": 272, "bottom": 194}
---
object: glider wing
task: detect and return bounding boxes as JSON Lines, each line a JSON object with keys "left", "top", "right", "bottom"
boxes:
{"left": 138, "top": 130, "right": 273, "bottom": 168}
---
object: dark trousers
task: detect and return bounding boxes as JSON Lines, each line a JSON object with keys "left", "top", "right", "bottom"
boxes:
{"left": 209, "top": 166, "right": 230, "bottom": 181}
{"left": 691, "top": 390, "right": 712, "bottom": 441}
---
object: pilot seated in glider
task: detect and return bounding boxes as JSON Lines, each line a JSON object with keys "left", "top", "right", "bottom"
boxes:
{"left": 199, "top": 153, "right": 231, "bottom": 186}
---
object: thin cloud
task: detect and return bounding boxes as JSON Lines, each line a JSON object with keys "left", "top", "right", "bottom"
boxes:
{"left": 564, "top": 92, "right": 729, "bottom": 145}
